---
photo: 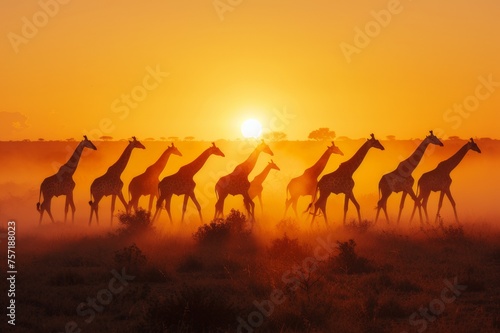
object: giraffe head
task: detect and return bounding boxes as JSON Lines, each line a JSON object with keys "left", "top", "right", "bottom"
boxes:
{"left": 327, "top": 141, "right": 344, "bottom": 156}
{"left": 467, "top": 138, "right": 481, "bottom": 153}
{"left": 268, "top": 159, "right": 280, "bottom": 171}
{"left": 425, "top": 130, "right": 444, "bottom": 146}
{"left": 209, "top": 142, "right": 225, "bottom": 157}
{"left": 83, "top": 135, "right": 97, "bottom": 150}
{"left": 368, "top": 133, "right": 385, "bottom": 150}
{"left": 257, "top": 140, "right": 274, "bottom": 156}
{"left": 168, "top": 142, "right": 182, "bottom": 157}
{"left": 130, "top": 136, "right": 146, "bottom": 149}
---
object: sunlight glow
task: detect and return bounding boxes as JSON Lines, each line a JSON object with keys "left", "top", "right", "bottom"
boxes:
{"left": 241, "top": 119, "right": 263, "bottom": 138}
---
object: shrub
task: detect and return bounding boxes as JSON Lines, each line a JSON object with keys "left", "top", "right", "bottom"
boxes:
{"left": 116, "top": 208, "right": 154, "bottom": 236}
{"left": 344, "top": 219, "right": 373, "bottom": 233}
{"left": 268, "top": 233, "right": 308, "bottom": 260}
{"left": 330, "top": 239, "right": 374, "bottom": 274}
{"left": 48, "top": 270, "right": 84, "bottom": 286}
{"left": 193, "top": 209, "right": 250, "bottom": 245}
{"left": 114, "top": 243, "right": 147, "bottom": 275}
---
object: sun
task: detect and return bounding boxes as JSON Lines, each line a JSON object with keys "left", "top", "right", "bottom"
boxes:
{"left": 241, "top": 118, "right": 263, "bottom": 138}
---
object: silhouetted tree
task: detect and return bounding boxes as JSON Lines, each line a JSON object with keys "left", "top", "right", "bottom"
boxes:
{"left": 100, "top": 135, "right": 113, "bottom": 141}
{"left": 449, "top": 136, "right": 461, "bottom": 140}
{"left": 184, "top": 136, "right": 195, "bottom": 141}
{"left": 38, "top": 138, "right": 44, "bottom": 142}
{"left": 263, "top": 131, "right": 287, "bottom": 142}
{"left": 168, "top": 136, "right": 179, "bottom": 141}
{"left": 145, "top": 137, "right": 155, "bottom": 141}
{"left": 386, "top": 135, "right": 396, "bottom": 141}
{"left": 308, "top": 128, "right": 336, "bottom": 141}
{"left": 66, "top": 138, "right": 75, "bottom": 142}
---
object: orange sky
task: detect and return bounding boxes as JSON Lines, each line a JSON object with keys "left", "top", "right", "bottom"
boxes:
{"left": 1, "top": 0, "right": 499, "bottom": 141}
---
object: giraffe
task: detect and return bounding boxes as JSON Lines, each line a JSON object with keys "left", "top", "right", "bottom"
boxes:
{"left": 89, "top": 137, "right": 145, "bottom": 225}
{"left": 410, "top": 138, "right": 481, "bottom": 224}
{"left": 37, "top": 136, "right": 97, "bottom": 224}
{"left": 152, "top": 142, "right": 225, "bottom": 223}
{"left": 128, "top": 143, "right": 182, "bottom": 213}
{"left": 375, "top": 131, "right": 443, "bottom": 224}
{"left": 284, "top": 142, "right": 344, "bottom": 218}
{"left": 248, "top": 160, "right": 280, "bottom": 216}
{"left": 214, "top": 141, "right": 274, "bottom": 221}
{"left": 308, "top": 134, "right": 385, "bottom": 226}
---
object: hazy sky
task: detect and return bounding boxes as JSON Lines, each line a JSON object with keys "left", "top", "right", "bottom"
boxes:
{"left": 1, "top": 0, "right": 499, "bottom": 141}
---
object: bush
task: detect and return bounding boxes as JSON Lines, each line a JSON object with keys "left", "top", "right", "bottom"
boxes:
{"left": 114, "top": 243, "right": 147, "bottom": 275}
{"left": 330, "top": 239, "right": 374, "bottom": 274}
{"left": 193, "top": 209, "right": 250, "bottom": 245}
{"left": 116, "top": 208, "right": 154, "bottom": 236}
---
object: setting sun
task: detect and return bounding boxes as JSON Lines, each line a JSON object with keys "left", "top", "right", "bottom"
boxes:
{"left": 240, "top": 119, "right": 263, "bottom": 139}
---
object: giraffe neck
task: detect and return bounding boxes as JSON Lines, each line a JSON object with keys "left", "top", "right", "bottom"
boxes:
{"left": 436, "top": 143, "right": 470, "bottom": 174}
{"left": 396, "top": 140, "right": 430, "bottom": 175}
{"left": 145, "top": 148, "right": 173, "bottom": 177}
{"left": 252, "top": 165, "right": 273, "bottom": 186}
{"left": 338, "top": 141, "right": 371, "bottom": 176}
{"left": 57, "top": 141, "right": 85, "bottom": 177}
{"left": 179, "top": 148, "right": 212, "bottom": 177}
{"left": 107, "top": 143, "right": 134, "bottom": 177}
{"left": 234, "top": 147, "right": 261, "bottom": 176}
{"left": 304, "top": 150, "right": 332, "bottom": 177}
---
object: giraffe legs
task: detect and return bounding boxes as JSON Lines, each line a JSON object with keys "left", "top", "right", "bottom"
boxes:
{"left": 189, "top": 192, "right": 203, "bottom": 223}
{"left": 397, "top": 192, "right": 408, "bottom": 224}
{"left": 39, "top": 196, "right": 55, "bottom": 225}
{"left": 214, "top": 193, "right": 227, "bottom": 219}
{"left": 242, "top": 192, "right": 255, "bottom": 222}
{"left": 311, "top": 191, "right": 328, "bottom": 227}
{"left": 375, "top": 190, "right": 391, "bottom": 224}
{"left": 148, "top": 194, "right": 155, "bottom": 213}
{"left": 344, "top": 192, "right": 361, "bottom": 225}
{"left": 257, "top": 194, "right": 263, "bottom": 217}
{"left": 164, "top": 193, "right": 173, "bottom": 223}
{"left": 181, "top": 194, "right": 189, "bottom": 223}
{"left": 65, "top": 193, "right": 76, "bottom": 223}
{"left": 152, "top": 193, "right": 165, "bottom": 222}
{"left": 444, "top": 189, "right": 459, "bottom": 223}
{"left": 89, "top": 194, "right": 103, "bottom": 226}
{"left": 111, "top": 195, "right": 117, "bottom": 224}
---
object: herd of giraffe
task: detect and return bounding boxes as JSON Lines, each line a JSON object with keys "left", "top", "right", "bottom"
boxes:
{"left": 36, "top": 131, "right": 481, "bottom": 227}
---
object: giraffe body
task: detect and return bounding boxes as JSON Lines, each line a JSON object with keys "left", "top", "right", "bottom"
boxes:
{"left": 284, "top": 142, "right": 343, "bottom": 218}
{"left": 89, "top": 137, "right": 145, "bottom": 225}
{"left": 153, "top": 143, "right": 225, "bottom": 223}
{"left": 309, "top": 134, "right": 384, "bottom": 226}
{"left": 410, "top": 139, "right": 481, "bottom": 223}
{"left": 214, "top": 141, "right": 273, "bottom": 221}
{"left": 376, "top": 131, "right": 443, "bottom": 224}
{"left": 128, "top": 143, "right": 182, "bottom": 213}
{"left": 37, "top": 136, "right": 97, "bottom": 224}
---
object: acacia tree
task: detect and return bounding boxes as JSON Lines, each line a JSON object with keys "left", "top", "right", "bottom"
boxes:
{"left": 308, "top": 128, "right": 336, "bottom": 141}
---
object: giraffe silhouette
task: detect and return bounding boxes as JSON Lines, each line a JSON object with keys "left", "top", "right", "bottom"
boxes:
{"left": 375, "top": 131, "right": 443, "bottom": 224}
{"left": 284, "top": 142, "right": 344, "bottom": 218}
{"left": 152, "top": 142, "right": 225, "bottom": 223}
{"left": 410, "top": 138, "right": 481, "bottom": 224}
{"left": 308, "top": 134, "right": 385, "bottom": 226}
{"left": 214, "top": 141, "right": 274, "bottom": 221}
{"left": 248, "top": 160, "right": 280, "bottom": 216}
{"left": 89, "top": 137, "right": 145, "bottom": 225}
{"left": 37, "top": 136, "right": 97, "bottom": 224}
{"left": 128, "top": 143, "right": 182, "bottom": 213}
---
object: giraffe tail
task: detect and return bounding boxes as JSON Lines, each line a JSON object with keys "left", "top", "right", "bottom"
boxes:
{"left": 36, "top": 186, "right": 42, "bottom": 211}
{"left": 304, "top": 185, "right": 319, "bottom": 214}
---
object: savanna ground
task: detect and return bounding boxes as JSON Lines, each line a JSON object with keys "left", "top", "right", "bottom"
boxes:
{"left": 1, "top": 139, "right": 499, "bottom": 332}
